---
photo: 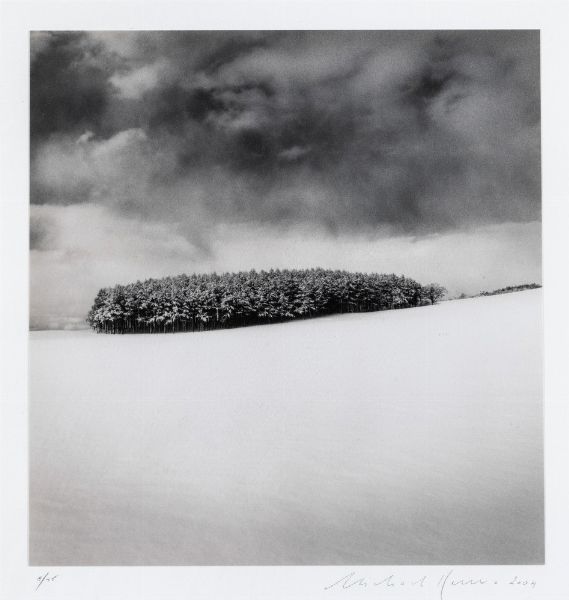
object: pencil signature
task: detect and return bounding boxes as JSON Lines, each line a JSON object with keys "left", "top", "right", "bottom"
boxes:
{"left": 324, "top": 570, "right": 537, "bottom": 600}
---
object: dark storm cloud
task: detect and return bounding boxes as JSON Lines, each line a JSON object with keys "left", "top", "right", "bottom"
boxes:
{"left": 30, "top": 30, "right": 540, "bottom": 236}
{"left": 30, "top": 32, "right": 119, "bottom": 141}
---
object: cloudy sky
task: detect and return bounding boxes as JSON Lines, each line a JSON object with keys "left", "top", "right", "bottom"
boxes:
{"left": 30, "top": 30, "right": 541, "bottom": 329}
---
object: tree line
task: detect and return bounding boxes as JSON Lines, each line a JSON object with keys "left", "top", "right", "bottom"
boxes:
{"left": 87, "top": 268, "right": 447, "bottom": 334}
{"left": 479, "top": 283, "right": 541, "bottom": 297}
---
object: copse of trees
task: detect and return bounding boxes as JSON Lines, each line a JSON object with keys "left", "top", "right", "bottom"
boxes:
{"left": 87, "top": 268, "right": 446, "bottom": 334}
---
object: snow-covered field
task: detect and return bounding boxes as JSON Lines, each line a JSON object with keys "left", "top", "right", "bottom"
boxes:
{"left": 29, "top": 289, "right": 543, "bottom": 565}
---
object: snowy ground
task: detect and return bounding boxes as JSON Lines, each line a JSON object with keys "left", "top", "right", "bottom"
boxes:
{"left": 29, "top": 289, "right": 543, "bottom": 565}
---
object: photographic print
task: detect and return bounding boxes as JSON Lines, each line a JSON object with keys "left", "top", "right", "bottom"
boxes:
{"left": 29, "top": 30, "right": 543, "bottom": 566}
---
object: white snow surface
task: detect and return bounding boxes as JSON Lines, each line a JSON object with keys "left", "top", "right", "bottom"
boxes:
{"left": 29, "top": 289, "right": 543, "bottom": 565}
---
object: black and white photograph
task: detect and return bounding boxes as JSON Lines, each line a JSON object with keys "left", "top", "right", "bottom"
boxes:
{"left": 26, "top": 28, "right": 545, "bottom": 567}
{"left": 2, "top": 0, "right": 569, "bottom": 597}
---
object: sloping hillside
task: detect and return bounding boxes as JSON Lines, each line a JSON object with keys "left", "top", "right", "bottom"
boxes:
{"left": 29, "top": 289, "right": 543, "bottom": 565}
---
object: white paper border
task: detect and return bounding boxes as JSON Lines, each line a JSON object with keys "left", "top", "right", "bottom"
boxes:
{"left": 1, "top": 1, "right": 568, "bottom": 598}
